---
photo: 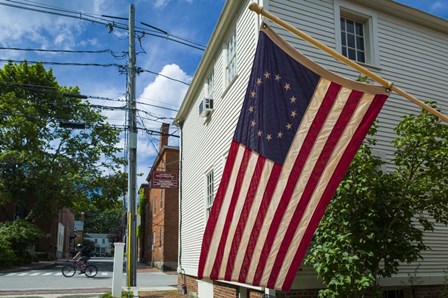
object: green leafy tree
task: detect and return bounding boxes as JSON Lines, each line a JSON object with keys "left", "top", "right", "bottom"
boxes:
{"left": 306, "top": 105, "right": 448, "bottom": 297}
{"left": 0, "top": 61, "right": 127, "bottom": 223}
{"left": 137, "top": 187, "right": 148, "bottom": 261}
{"left": 83, "top": 203, "right": 124, "bottom": 234}
{"left": 0, "top": 219, "right": 44, "bottom": 267}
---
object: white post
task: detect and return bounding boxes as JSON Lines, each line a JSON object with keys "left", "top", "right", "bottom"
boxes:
{"left": 112, "top": 242, "right": 125, "bottom": 297}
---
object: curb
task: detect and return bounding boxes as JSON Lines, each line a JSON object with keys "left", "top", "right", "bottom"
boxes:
{"left": 0, "top": 261, "right": 57, "bottom": 273}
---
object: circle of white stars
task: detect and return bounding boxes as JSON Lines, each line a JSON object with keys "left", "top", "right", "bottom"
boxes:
{"left": 248, "top": 70, "right": 300, "bottom": 142}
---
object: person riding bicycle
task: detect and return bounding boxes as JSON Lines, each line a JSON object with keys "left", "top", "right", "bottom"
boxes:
{"left": 73, "top": 243, "right": 91, "bottom": 273}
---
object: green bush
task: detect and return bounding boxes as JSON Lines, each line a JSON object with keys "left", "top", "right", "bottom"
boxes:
{"left": 0, "top": 219, "right": 44, "bottom": 268}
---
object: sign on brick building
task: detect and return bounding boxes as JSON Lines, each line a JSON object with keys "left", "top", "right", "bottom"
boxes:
{"left": 150, "top": 171, "right": 178, "bottom": 189}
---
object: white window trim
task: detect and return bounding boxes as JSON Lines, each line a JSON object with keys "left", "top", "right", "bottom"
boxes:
{"left": 205, "top": 168, "right": 215, "bottom": 220}
{"left": 335, "top": 0, "right": 380, "bottom": 68}
{"left": 206, "top": 71, "right": 214, "bottom": 99}
{"left": 225, "top": 28, "right": 237, "bottom": 87}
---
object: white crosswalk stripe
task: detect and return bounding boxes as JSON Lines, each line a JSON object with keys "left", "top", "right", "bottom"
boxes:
{"left": 5, "top": 273, "right": 18, "bottom": 277}
{"left": 1, "top": 270, "right": 110, "bottom": 277}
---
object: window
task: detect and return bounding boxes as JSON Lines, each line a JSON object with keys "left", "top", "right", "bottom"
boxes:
{"left": 206, "top": 170, "right": 214, "bottom": 218}
{"left": 102, "top": 239, "right": 105, "bottom": 244}
{"left": 160, "top": 191, "right": 164, "bottom": 210}
{"left": 383, "top": 289, "right": 404, "bottom": 298}
{"left": 340, "top": 16, "right": 365, "bottom": 63}
{"left": 153, "top": 197, "right": 157, "bottom": 215}
{"left": 159, "top": 226, "right": 163, "bottom": 247}
{"left": 226, "top": 29, "right": 237, "bottom": 85}
{"left": 206, "top": 72, "right": 214, "bottom": 99}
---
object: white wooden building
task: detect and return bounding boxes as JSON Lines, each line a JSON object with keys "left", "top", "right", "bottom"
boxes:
{"left": 174, "top": 0, "right": 448, "bottom": 297}
{"left": 84, "top": 233, "right": 112, "bottom": 257}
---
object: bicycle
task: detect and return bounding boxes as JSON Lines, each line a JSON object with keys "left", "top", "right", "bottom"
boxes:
{"left": 62, "top": 259, "right": 98, "bottom": 278}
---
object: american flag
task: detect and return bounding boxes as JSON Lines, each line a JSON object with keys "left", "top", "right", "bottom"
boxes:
{"left": 198, "top": 24, "right": 389, "bottom": 291}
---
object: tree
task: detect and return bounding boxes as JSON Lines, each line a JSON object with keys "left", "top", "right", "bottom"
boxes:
{"left": 0, "top": 219, "right": 44, "bottom": 267}
{"left": 0, "top": 61, "right": 127, "bottom": 223}
{"left": 83, "top": 203, "right": 124, "bottom": 234}
{"left": 306, "top": 105, "right": 448, "bottom": 297}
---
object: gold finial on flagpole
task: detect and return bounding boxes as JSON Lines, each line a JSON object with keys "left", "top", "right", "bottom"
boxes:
{"left": 248, "top": 2, "right": 263, "bottom": 14}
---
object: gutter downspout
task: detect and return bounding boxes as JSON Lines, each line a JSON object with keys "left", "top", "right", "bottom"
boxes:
{"left": 176, "top": 121, "right": 187, "bottom": 294}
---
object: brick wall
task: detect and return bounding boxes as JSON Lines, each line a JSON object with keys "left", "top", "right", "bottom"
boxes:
{"left": 175, "top": 274, "right": 446, "bottom": 298}
{"left": 412, "top": 285, "right": 444, "bottom": 298}
{"left": 249, "top": 290, "right": 264, "bottom": 298}
{"left": 213, "top": 281, "right": 239, "bottom": 298}
{"left": 146, "top": 146, "right": 179, "bottom": 271}
{"left": 178, "top": 274, "right": 198, "bottom": 297}
{"left": 276, "top": 289, "right": 319, "bottom": 298}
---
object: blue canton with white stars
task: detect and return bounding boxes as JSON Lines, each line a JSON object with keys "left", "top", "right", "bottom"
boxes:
{"left": 234, "top": 31, "right": 320, "bottom": 165}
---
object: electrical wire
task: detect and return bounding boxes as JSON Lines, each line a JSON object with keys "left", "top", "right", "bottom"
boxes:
{"left": 0, "top": 0, "right": 206, "bottom": 51}
{"left": 139, "top": 68, "right": 190, "bottom": 86}
{"left": 110, "top": 124, "right": 179, "bottom": 138}
{"left": 0, "top": 47, "right": 110, "bottom": 54}
{"left": 0, "top": 81, "right": 181, "bottom": 113}
{"left": 0, "top": 58, "right": 123, "bottom": 68}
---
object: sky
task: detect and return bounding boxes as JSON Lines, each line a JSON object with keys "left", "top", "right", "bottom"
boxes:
{"left": 0, "top": 0, "right": 447, "bottom": 203}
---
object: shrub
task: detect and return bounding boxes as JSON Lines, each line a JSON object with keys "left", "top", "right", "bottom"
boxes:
{"left": 0, "top": 219, "right": 44, "bottom": 268}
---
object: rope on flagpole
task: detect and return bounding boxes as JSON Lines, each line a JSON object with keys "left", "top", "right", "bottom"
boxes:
{"left": 248, "top": 3, "right": 448, "bottom": 123}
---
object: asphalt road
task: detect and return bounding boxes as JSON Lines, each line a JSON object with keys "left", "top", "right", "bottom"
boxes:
{"left": 0, "top": 258, "right": 177, "bottom": 296}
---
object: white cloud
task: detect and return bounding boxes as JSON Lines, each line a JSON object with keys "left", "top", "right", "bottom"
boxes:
{"left": 139, "top": 63, "right": 190, "bottom": 118}
{"left": 134, "top": 63, "right": 189, "bottom": 186}
{"left": 153, "top": 0, "right": 170, "bottom": 9}
{"left": 430, "top": 1, "right": 447, "bottom": 12}
{"left": 151, "top": 0, "right": 193, "bottom": 9}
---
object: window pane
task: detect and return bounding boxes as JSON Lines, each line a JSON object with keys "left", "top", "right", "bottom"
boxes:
{"left": 356, "top": 36, "right": 365, "bottom": 51}
{"left": 347, "top": 33, "right": 355, "bottom": 48}
{"left": 357, "top": 51, "right": 365, "bottom": 63}
{"left": 342, "top": 46, "right": 347, "bottom": 57}
{"left": 355, "top": 22, "right": 363, "bottom": 35}
{"left": 346, "top": 19, "right": 354, "bottom": 33}
{"left": 340, "top": 18, "right": 345, "bottom": 31}
{"left": 348, "top": 48, "right": 356, "bottom": 60}
{"left": 341, "top": 32, "right": 346, "bottom": 46}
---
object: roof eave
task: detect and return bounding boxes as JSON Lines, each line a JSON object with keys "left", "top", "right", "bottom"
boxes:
{"left": 174, "top": 0, "right": 245, "bottom": 126}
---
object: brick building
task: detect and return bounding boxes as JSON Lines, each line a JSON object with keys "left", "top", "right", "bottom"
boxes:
{"left": 0, "top": 202, "right": 75, "bottom": 260}
{"left": 142, "top": 123, "right": 179, "bottom": 271}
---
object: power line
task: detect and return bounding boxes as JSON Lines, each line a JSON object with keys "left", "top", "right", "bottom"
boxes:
{"left": 138, "top": 68, "right": 190, "bottom": 86}
{"left": 0, "top": 60, "right": 190, "bottom": 85}
{"left": 0, "top": 47, "right": 128, "bottom": 59}
{"left": 0, "top": 47, "right": 108, "bottom": 54}
{"left": 0, "top": 82, "right": 181, "bottom": 113}
{"left": 0, "top": 58, "right": 123, "bottom": 68}
{"left": 110, "top": 124, "right": 180, "bottom": 138}
{"left": 0, "top": 0, "right": 125, "bottom": 29}
{"left": 0, "top": 0, "right": 206, "bottom": 51}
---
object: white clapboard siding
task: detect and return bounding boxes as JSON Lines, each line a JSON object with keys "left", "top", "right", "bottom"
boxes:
{"left": 177, "top": 0, "right": 448, "bottom": 288}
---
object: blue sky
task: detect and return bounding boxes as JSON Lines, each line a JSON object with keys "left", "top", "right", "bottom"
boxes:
{"left": 0, "top": 0, "right": 446, "bottom": 192}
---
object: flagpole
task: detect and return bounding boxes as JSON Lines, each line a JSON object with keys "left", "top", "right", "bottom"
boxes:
{"left": 248, "top": 3, "right": 448, "bottom": 123}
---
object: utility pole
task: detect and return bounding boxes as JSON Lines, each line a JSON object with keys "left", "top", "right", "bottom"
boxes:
{"left": 127, "top": 3, "right": 137, "bottom": 287}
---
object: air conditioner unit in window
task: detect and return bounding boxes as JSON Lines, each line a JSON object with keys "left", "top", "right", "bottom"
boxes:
{"left": 199, "top": 97, "right": 214, "bottom": 117}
